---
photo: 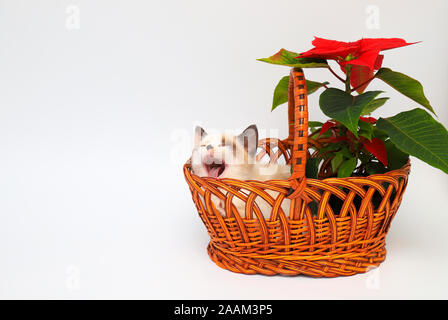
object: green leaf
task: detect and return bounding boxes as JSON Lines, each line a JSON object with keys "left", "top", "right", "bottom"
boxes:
{"left": 359, "top": 131, "right": 373, "bottom": 141}
{"left": 338, "top": 157, "right": 357, "bottom": 178}
{"left": 271, "top": 76, "right": 289, "bottom": 111}
{"left": 319, "top": 88, "right": 383, "bottom": 136}
{"left": 308, "top": 121, "right": 324, "bottom": 129}
{"left": 257, "top": 49, "right": 329, "bottom": 68}
{"left": 377, "top": 108, "right": 448, "bottom": 174}
{"left": 307, "top": 80, "right": 329, "bottom": 95}
{"left": 361, "top": 97, "right": 389, "bottom": 115}
{"left": 359, "top": 120, "right": 374, "bottom": 141}
{"left": 373, "top": 127, "right": 389, "bottom": 141}
{"left": 331, "top": 152, "right": 344, "bottom": 172}
{"left": 340, "top": 146, "right": 354, "bottom": 159}
{"left": 271, "top": 76, "right": 328, "bottom": 111}
{"left": 305, "top": 157, "right": 322, "bottom": 179}
{"left": 375, "top": 68, "right": 436, "bottom": 115}
{"left": 385, "top": 140, "right": 409, "bottom": 170}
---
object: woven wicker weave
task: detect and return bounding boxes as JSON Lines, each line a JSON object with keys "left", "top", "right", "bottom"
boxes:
{"left": 183, "top": 68, "right": 410, "bottom": 277}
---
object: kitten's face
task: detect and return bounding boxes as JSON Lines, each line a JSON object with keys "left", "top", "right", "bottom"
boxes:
{"left": 191, "top": 125, "right": 258, "bottom": 179}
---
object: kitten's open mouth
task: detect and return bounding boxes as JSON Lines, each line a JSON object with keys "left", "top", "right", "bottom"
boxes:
{"left": 204, "top": 160, "right": 226, "bottom": 178}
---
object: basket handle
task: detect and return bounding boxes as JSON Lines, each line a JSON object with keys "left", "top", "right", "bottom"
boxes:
{"left": 288, "top": 68, "right": 308, "bottom": 179}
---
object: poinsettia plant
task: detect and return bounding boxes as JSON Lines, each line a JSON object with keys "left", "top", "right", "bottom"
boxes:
{"left": 258, "top": 37, "right": 448, "bottom": 178}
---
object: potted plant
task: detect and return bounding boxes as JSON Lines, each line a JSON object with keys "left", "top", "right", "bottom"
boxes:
{"left": 258, "top": 37, "right": 448, "bottom": 179}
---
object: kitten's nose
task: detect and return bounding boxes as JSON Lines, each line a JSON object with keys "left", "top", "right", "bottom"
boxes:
{"left": 206, "top": 144, "right": 213, "bottom": 151}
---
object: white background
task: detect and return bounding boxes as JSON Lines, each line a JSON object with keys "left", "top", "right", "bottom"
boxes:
{"left": 0, "top": 0, "right": 447, "bottom": 299}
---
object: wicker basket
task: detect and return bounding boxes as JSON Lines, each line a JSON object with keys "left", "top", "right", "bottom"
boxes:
{"left": 183, "top": 68, "right": 410, "bottom": 277}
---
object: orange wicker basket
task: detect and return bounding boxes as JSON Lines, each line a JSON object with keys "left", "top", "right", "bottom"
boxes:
{"left": 183, "top": 68, "right": 410, "bottom": 277}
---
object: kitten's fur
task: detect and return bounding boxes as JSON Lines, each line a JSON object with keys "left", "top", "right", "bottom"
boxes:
{"left": 191, "top": 125, "right": 291, "bottom": 219}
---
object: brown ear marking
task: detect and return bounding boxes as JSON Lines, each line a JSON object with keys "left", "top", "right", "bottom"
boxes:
{"left": 194, "top": 126, "right": 207, "bottom": 147}
{"left": 237, "top": 124, "right": 258, "bottom": 156}
{"left": 195, "top": 126, "right": 206, "bottom": 136}
{"left": 244, "top": 124, "right": 258, "bottom": 143}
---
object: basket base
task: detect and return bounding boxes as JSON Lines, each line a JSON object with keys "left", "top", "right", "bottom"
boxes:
{"left": 207, "top": 242, "right": 387, "bottom": 278}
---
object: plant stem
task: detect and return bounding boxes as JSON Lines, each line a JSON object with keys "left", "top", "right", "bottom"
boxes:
{"left": 345, "top": 65, "right": 352, "bottom": 93}
{"left": 328, "top": 65, "right": 345, "bottom": 83}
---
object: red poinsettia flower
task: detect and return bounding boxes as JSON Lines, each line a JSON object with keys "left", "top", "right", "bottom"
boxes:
{"left": 297, "top": 37, "right": 418, "bottom": 93}
{"left": 298, "top": 37, "right": 416, "bottom": 71}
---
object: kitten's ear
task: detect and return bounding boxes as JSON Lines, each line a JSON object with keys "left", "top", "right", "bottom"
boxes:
{"left": 194, "top": 126, "right": 207, "bottom": 147}
{"left": 237, "top": 124, "right": 258, "bottom": 157}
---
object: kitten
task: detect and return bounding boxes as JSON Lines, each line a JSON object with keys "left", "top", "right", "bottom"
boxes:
{"left": 191, "top": 125, "right": 291, "bottom": 219}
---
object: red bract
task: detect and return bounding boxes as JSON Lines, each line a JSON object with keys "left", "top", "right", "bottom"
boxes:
{"left": 319, "top": 120, "right": 337, "bottom": 137}
{"left": 348, "top": 64, "right": 378, "bottom": 93}
{"left": 360, "top": 116, "right": 377, "bottom": 124}
{"left": 298, "top": 37, "right": 418, "bottom": 93}
{"left": 362, "top": 138, "right": 388, "bottom": 166}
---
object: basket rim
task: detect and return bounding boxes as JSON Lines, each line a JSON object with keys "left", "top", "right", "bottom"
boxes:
{"left": 184, "top": 159, "right": 410, "bottom": 185}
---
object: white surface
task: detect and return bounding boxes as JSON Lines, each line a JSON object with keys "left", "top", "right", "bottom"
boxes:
{"left": 0, "top": 0, "right": 447, "bottom": 299}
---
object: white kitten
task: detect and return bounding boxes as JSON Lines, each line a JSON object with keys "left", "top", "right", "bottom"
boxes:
{"left": 191, "top": 125, "right": 291, "bottom": 219}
